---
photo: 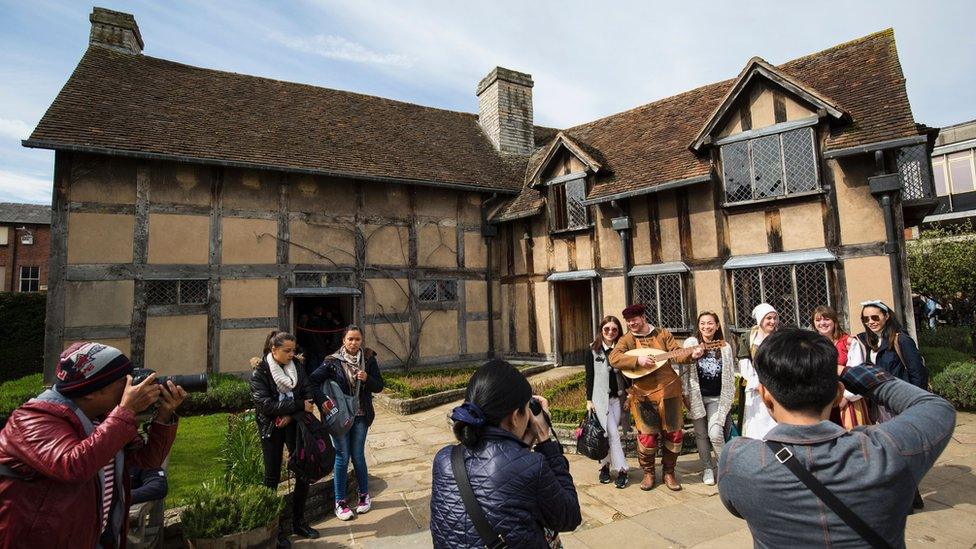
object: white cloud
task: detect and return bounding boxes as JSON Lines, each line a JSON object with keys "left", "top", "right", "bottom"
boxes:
{"left": 267, "top": 32, "right": 415, "bottom": 68}
{"left": 0, "top": 118, "right": 33, "bottom": 141}
{"left": 0, "top": 169, "right": 52, "bottom": 204}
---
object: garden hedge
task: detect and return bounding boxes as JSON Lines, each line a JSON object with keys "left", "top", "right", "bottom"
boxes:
{"left": 930, "top": 362, "right": 976, "bottom": 410}
{"left": 0, "top": 292, "right": 46, "bottom": 383}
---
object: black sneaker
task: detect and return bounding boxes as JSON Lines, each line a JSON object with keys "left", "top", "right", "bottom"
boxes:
{"left": 599, "top": 465, "right": 611, "bottom": 484}
{"left": 615, "top": 471, "right": 629, "bottom": 489}
{"left": 293, "top": 524, "right": 320, "bottom": 539}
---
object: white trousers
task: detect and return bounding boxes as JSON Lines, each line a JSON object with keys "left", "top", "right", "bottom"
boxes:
{"left": 742, "top": 388, "right": 777, "bottom": 440}
{"left": 599, "top": 397, "right": 628, "bottom": 472}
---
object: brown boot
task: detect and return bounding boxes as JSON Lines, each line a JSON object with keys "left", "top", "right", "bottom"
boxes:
{"left": 661, "top": 449, "right": 682, "bottom": 491}
{"left": 640, "top": 470, "right": 656, "bottom": 491}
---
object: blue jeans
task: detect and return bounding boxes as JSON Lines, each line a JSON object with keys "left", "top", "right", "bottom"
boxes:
{"left": 332, "top": 416, "right": 369, "bottom": 503}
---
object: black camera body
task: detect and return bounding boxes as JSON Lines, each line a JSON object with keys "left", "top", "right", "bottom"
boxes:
{"left": 529, "top": 397, "right": 544, "bottom": 416}
{"left": 131, "top": 368, "right": 209, "bottom": 394}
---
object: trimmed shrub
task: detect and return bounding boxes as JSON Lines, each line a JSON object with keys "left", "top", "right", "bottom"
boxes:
{"left": 0, "top": 292, "right": 46, "bottom": 383}
{"left": 921, "top": 346, "right": 973, "bottom": 377}
{"left": 0, "top": 373, "right": 44, "bottom": 427}
{"left": 930, "top": 362, "right": 976, "bottom": 410}
{"left": 919, "top": 326, "right": 973, "bottom": 356}
{"left": 383, "top": 367, "right": 480, "bottom": 399}
{"left": 179, "top": 481, "right": 283, "bottom": 540}
{"left": 535, "top": 372, "right": 587, "bottom": 425}
{"left": 179, "top": 373, "right": 252, "bottom": 416}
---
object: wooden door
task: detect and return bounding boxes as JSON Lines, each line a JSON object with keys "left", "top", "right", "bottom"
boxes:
{"left": 556, "top": 280, "right": 593, "bottom": 365}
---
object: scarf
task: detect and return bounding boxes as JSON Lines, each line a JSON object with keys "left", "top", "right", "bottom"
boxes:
{"left": 336, "top": 346, "right": 363, "bottom": 385}
{"left": 265, "top": 352, "right": 297, "bottom": 394}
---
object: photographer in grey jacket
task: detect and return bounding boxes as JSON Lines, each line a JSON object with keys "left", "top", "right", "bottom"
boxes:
{"left": 719, "top": 327, "right": 955, "bottom": 548}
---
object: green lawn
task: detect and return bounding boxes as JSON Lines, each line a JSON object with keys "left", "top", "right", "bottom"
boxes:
{"left": 166, "top": 413, "right": 227, "bottom": 507}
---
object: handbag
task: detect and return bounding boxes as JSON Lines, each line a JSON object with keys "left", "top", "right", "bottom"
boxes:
{"left": 725, "top": 421, "right": 740, "bottom": 442}
{"left": 288, "top": 413, "right": 334, "bottom": 483}
{"left": 575, "top": 410, "right": 609, "bottom": 461}
{"left": 321, "top": 370, "right": 361, "bottom": 437}
{"left": 765, "top": 440, "right": 893, "bottom": 549}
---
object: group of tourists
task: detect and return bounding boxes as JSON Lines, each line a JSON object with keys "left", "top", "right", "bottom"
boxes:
{"left": 431, "top": 299, "right": 954, "bottom": 548}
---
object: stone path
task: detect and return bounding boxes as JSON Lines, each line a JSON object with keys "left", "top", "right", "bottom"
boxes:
{"left": 298, "top": 367, "right": 976, "bottom": 548}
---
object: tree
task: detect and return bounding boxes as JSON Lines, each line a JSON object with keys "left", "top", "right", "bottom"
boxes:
{"left": 907, "top": 220, "right": 976, "bottom": 326}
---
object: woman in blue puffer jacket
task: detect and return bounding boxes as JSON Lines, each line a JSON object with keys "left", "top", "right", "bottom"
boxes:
{"left": 430, "top": 360, "right": 581, "bottom": 548}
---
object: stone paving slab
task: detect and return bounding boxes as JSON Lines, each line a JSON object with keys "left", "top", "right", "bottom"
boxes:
{"left": 300, "top": 367, "right": 976, "bottom": 548}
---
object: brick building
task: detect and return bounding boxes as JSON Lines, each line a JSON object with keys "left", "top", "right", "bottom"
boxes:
{"left": 24, "top": 8, "right": 937, "bottom": 380}
{"left": 0, "top": 203, "right": 51, "bottom": 293}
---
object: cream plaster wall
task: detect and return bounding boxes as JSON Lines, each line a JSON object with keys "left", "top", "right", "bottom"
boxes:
{"left": 843, "top": 255, "right": 896, "bottom": 329}
{"left": 688, "top": 187, "right": 718, "bottom": 259}
{"left": 465, "top": 280, "right": 488, "bottom": 313}
{"left": 291, "top": 222, "right": 356, "bottom": 265}
{"left": 63, "top": 338, "right": 131, "bottom": 357}
{"left": 658, "top": 194, "right": 681, "bottom": 262}
{"left": 418, "top": 222, "right": 458, "bottom": 268}
{"left": 145, "top": 314, "right": 208, "bottom": 375}
{"left": 420, "top": 310, "right": 459, "bottom": 357}
{"left": 728, "top": 210, "right": 768, "bottom": 255}
{"left": 150, "top": 163, "right": 211, "bottom": 206}
{"left": 534, "top": 282, "right": 552, "bottom": 354}
{"left": 780, "top": 201, "right": 825, "bottom": 251}
{"left": 601, "top": 276, "right": 626, "bottom": 321}
{"left": 147, "top": 214, "right": 210, "bottom": 264}
{"left": 464, "top": 232, "right": 487, "bottom": 270}
{"left": 515, "top": 284, "right": 530, "bottom": 352}
{"left": 365, "top": 278, "right": 409, "bottom": 314}
{"left": 223, "top": 169, "right": 278, "bottom": 211}
{"left": 64, "top": 280, "right": 133, "bottom": 327}
{"left": 70, "top": 155, "right": 137, "bottom": 204}
{"left": 466, "top": 320, "right": 489, "bottom": 354}
{"left": 831, "top": 158, "right": 888, "bottom": 245}
{"left": 67, "top": 213, "right": 134, "bottom": 264}
{"left": 368, "top": 321, "right": 408, "bottom": 366}
{"left": 222, "top": 217, "right": 277, "bottom": 264}
{"left": 576, "top": 234, "right": 594, "bottom": 270}
{"left": 220, "top": 279, "right": 278, "bottom": 319}
{"left": 289, "top": 175, "right": 356, "bottom": 213}
{"left": 220, "top": 328, "right": 272, "bottom": 373}
{"left": 693, "top": 269, "right": 723, "bottom": 317}
{"left": 364, "top": 224, "right": 408, "bottom": 266}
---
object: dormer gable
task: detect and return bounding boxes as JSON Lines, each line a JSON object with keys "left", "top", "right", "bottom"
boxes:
{"left": 690, "top": 57, "right": 849, "bottom": 152}
{"left": 529, "top": 132, "right": 604, "bottom": 186}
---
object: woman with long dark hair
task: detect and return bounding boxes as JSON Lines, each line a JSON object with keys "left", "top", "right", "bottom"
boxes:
{"left": 430, "top": 360, "right": 581, "bottom": 548}
{"left": 585, "top": 315, "right": 629, "bottom": 488}
{"left": 811, "top": 305, "right": 870, "bottom": 430}
{"left": 250, "top": 330, "right": 319, "bottom": 544}
{"left": 856, "top": 299, "right": 928, "bottom": 510}
{"left": 681, "top": 311, "right": 735, "bottom": 486}
{"left": 309, "top": 325, "right": 384, "bottom": 521}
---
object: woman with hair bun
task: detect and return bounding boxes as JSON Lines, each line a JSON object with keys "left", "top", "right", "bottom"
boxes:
{"left": 250, "top": 330, "right": 318, "bottom": 544}
{"left": 429, "top": 360, "right": 581, "bottom": 548}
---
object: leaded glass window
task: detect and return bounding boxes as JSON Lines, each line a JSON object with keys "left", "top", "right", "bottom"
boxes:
{"left": 731, "top": 262, "right": 830, "bottom": 328}
{"left": 631, "top": 273, "right": 686, "bottom": 330}
{"left": 721, "top": 127, "right": 820, "bottom": 204}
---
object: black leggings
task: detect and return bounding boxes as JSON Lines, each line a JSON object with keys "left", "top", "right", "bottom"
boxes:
{"left": 261, "top": 422, "right": 309, "bottom": 527}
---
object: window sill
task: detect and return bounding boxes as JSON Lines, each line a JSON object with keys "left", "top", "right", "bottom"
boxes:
{"left": 722, "top": 189, "right": 826, "bottom": 210}
{"left": 549, "top": 224, "right": 594, "bottom": 237}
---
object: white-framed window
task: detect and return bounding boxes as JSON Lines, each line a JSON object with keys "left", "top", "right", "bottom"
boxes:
{"left": 730, "top": 262, "right": 830, "bottom": 328}
{"left": 548, "top": 175, "right": 590, "bottom": 232}
{"left": 631, "top": 273, "right": 686, "bottom": 330}
{"left": 146, "top": 279, "right": 209, "bottom": 306}
{"left": 418, "top": 279, "right": 457, "bottom": 303}
{"left": 19, "top": 266, "right": 39, "bottom": 293}
{"left": 721, "top": 126, "right": 820, "bottom": 204}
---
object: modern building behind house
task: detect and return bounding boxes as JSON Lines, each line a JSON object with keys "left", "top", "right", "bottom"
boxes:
{"left": 927, "top": 119, "right": 976, "bottom": 226}
{"left": 0, "top": 203, "right": 52, "bottom": 293}
{"left": 24, "top": 8, "right": 937, "bottom": 381}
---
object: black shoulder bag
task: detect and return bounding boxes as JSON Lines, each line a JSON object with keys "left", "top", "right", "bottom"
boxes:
{"left": 765, "top": 441, "right": 893, "bottom": 549}
{"left": 451, "top": 444, "right": 507, "bottom": 549}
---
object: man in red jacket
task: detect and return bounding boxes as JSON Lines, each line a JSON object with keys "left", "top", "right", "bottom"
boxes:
{"left": 0, "top": 342, "right": 185, "bottom": 548}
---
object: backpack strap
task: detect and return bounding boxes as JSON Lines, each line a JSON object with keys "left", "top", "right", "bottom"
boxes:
{"left": 451, "top": 445, "right": 507, "bottom": 549}
{"left": 765, "top": 441, "right": 892, "bottom": 549}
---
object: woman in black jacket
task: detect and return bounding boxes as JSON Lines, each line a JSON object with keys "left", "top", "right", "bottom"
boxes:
{"left": 430, "top": 360, "right": 581, "bottom": 548}
{"left": 309, "top": 325, "right": 384, "bottom": 521}
{"left": 250, "top": 330, "right": 319, "bottom": 544}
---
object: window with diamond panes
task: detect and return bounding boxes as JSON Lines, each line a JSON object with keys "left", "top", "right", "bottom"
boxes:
{"left": 631, "top": 274, "right": 686, "bottom": 330}
{"left": 721, "top": 127, "right": 820, "bottom": 204}
{"left": 731, "top": 263, "right": 830, "bottom": 328}
{"left": 418, "top": 279, "right": 457, "bottom": 302}
{"left": 549, "top": 176, "right": 590, "bottom": 232}
{"left": 295, "top": 271, "right": 354, "bottom": 288}
{"left": 896, "top": 145, "right": 934, "bottom": 201}
{"left": 146, "top": 279, "right": 209, "bottom": 306}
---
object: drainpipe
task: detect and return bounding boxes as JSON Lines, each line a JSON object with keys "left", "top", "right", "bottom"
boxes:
{"left": 609, "top": 200, "right": 632, "bottom": 305}
{"left": 481, "top": 193, "right": 503, "bottom": 357}
{"left": 867, "top": 151, "right": 905, "bottom": 322}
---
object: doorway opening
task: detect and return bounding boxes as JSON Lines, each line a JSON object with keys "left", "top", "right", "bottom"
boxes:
{"left": 293, "top": 295, "right": 354, "bottom": 370}
{"left": 554, "top": 280, "right": 594, "bottom": 365}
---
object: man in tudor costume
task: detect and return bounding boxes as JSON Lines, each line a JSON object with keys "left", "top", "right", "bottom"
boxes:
{"left": 609, "top": 304, "right": 702, "bottom": 491}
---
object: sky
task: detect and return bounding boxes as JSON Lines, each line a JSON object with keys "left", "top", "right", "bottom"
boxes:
{"left": 1, "top": 0, "right": 975, "bottom": 205}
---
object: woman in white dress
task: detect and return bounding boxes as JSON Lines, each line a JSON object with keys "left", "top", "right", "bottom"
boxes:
{"left": 735, "top": 303, "right": 779, "bottom": 440}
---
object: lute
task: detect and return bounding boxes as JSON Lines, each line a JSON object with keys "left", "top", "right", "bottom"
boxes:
{"left": 620, "top": 340, "right": 725, "bottom": 379}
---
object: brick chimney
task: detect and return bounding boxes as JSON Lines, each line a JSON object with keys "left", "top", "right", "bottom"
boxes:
{"left": 477, "top": 67, "right": 534, "bottom": 155}
{"left": 89, "top": 7, "right": 143, "bottom": 54}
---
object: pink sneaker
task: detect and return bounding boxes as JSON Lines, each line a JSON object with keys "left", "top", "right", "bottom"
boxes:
{"left": 355, "top": 493, "right": 371, "bottom": 514}
{"left": 335, "top": 500, "right": 354, "bottom": 521}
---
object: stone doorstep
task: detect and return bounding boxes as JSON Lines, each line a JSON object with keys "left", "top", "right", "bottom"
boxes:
{"left": 375, "top": 362, "right": 556, "bottom": 415}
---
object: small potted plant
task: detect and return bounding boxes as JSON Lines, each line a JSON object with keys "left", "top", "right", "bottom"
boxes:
{"left": 181, "top": 481, "right": 283, "bottom": 548}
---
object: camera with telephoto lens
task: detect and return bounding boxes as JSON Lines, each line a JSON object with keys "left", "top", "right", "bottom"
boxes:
{"left": 131, "top": 368, "right": 209, "bottom": 394}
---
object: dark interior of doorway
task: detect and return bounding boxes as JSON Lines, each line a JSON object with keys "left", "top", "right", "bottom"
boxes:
{"left": 293, "top": 296, "right": 353, "bottom": 371}
{"left": 556, "top": 280, "right": 593, "bottom": 366}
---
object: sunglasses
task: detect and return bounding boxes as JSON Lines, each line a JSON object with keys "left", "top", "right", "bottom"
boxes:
{"left": 861, "top": 314, "right": 884, "bottom": 323}
{"left": 602, "top": 326, "right": 619, "bottom": 333}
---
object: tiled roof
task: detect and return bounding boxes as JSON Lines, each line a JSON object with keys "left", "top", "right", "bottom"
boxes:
{"left": 562, "top": 28, "right": 920, "bottom": 202}
{"left": 25, "top": 47, "right": 527, "bottom": 193}
{"left": 0, "top": 202, "right": 52, "bottom": 225}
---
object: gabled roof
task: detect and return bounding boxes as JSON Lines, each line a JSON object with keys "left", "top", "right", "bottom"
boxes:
{"left": 24, "top": 47, "right": 528, "bottom": 194}
{"left": 689, "top": 56, "right": 849, "bottom": 151}
{"left": 526, "top": 131, "right": 606, "bottom": 185}
{"left": 0, "top": 202, "right": 51, "bottom": 225}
